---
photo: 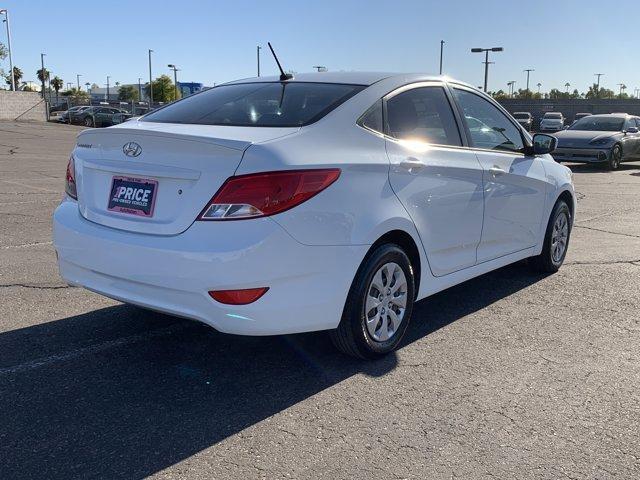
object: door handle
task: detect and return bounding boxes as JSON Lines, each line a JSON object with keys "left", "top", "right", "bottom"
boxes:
{"left": 399, "top": 157, "right": 425, "bottom": 173}
{"left": 489, "top": 166, "right": 507, "bottom": 177}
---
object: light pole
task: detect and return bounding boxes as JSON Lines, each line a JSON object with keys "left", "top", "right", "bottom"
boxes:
{"left": 106, "top": 75, "right": 110, "bottom": 102}
{"left": 524, "top": 69, "right": 534, "bottom": 92}
{"left": 167, "top": 64, "right": 179, "bottom": 100}
{"left": 76, "top": 74, "right": 81, "bottom": 92}
{"left": 507, "top": 80, "right": 515, "bottom": 97}
{"left": 0, "top": 10, "right": 15, "bottom": 91}
{"left": 138, "top": 77, "right": 142, "bottom": 102}
{"left": 594, "top": 73, "right": 604, "bottom": 98}
{"left": 471, "top": 46, "right": 503, "bottom": 92}
{"left": 439, "top": 40, "right": 445, "bottom": 75}
{"left": 257, "top": 45, "right": 261, "bottom": 77}
{"left": 40, "top": 53, "right": 46, "bottom": 99}
{"left": 148, "top": 49, "right": 154, "bottom": 105}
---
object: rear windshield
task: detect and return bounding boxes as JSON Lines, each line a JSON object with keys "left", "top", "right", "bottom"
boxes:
{"left": 142, "top": 82, "right": 365, "bottom": 127}
{"left": 513, "top": 113, "right": 530, "bottom": 119}
{"left": 544, "top": 113, "right": 562, "bottom": 119}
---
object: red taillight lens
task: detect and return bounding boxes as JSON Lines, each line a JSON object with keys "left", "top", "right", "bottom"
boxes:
{"left": 65, "top": 156, "right": 77, "bottom": 200}
{"left": 208, "top": 287, "right": 269, "bottom": 305}
{"left": 198, "top": 169, "right": 340, "bottom": 220}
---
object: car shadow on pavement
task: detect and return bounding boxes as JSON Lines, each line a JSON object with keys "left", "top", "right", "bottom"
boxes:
{"left": 0, "top": 262, "right": 546, "bottom": 479}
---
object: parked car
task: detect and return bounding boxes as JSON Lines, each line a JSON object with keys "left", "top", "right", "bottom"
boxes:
{"left": 539, "top": 112, "right": 565, "bottom": 132}
{"left": 512, "top": 111, "right": 533, "bottom": 131}
{"left": 574, "top": 112, "right": 591, "bottom": 123}
{"left": 53, "top": 72, "right": 575, "bottom": 358}
{"left": 58, "top": 105, "right": 91, "bottom": 124}
{"left": 552, "top": 113, "right": 640, "bottom": 170}
{"left": 70, "top": 106, "right": 132, "bottom": 127}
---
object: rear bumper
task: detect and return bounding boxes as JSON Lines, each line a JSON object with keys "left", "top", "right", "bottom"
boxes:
{"left": 552, "top": 147, "right": 609, "bottom": 163}
{"left": 53, "top": 199, "right": 367, "bottom": 335}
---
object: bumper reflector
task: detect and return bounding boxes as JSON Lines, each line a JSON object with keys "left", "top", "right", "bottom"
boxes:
{"left": 208, "top": 287, "right": 269, "bottom": 305}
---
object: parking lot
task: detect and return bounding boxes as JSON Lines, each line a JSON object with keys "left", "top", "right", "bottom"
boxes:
{"left": 1, "top": 121, "right": 639, "bottom": 479}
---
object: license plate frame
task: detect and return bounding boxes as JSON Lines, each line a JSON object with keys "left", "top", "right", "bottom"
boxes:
{"left": 107, "top": 176, "right": 158, "bottom": 217}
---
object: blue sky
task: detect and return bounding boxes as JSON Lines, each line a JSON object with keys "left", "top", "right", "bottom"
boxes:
{"left": 2, "top": 0, "right": 636, "bottom": 94}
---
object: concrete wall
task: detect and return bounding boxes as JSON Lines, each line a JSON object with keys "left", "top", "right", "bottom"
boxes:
{"left": 0, "top": 91, "right": 46, "bottom": 122}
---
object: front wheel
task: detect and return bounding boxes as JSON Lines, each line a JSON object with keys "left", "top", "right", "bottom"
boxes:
{"left": 608, "top": 144, "right": 622, "bottom": 170}
{"left": 84, "top": 116, "right": 94, "bottom": 127}
{"left": 330, "top": 244, "right": 415, "bottom": 359}
{"left": 529, "top": 200, "right": 572, "bottom": 273}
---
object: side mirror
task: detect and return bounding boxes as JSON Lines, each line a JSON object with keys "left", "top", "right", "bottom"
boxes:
{"left": 531, "top": 133, "right": 557, "bottom": 155}
{"left": 626, "top": 127, "right": 638, "bottom": 134}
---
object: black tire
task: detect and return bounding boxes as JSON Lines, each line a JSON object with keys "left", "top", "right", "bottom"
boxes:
{"left": 84, "top": 116, "right": 94, "bottom": 127}
{"left": 330, "top": 244, "right": 415, "bottom": 359}
{"left": 608, "top": 144, "right": 622, "bottom": 170}
{"left": 529, "top": 199, "right": 572, "bottom": 273}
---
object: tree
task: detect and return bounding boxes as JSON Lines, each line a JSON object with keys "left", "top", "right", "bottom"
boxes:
{"left": 51, "top": 76, "right": 63, "bottom": 102}
{"left": 118, "top": 84, "right": 139, "bottom": 102}
{"left": 36, "top": 68, "right": 49, "bottom": 83}
{"left": 491, "top": 89, "right": 509, "bottom": 101}
{"left": 0, "top": 42, "right": 7, "bottom": 62}
{"left": 5, "top": 66, "right": 22, "bottom": 87}
{"left": 585, "top": 83, "right": 615, "bottom": 99}
{"left": 144, "top": 74, "right": 180, "bottom": 103}
{"left": 61, "top": 87, "right": 89, "bottom": 102}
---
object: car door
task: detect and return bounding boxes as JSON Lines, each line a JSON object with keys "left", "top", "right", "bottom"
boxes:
{"left": 384, "top": 83, "right": 485, "bottom": 277}
{"left": 621, "top": 117, "right": 640, "bottom": 158}
{"left": 450, "top": 86, "right": 548, "bottom": 263}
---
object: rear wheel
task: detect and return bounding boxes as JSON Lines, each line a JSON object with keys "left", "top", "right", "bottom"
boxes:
{"left": 330, "top": 244, "right": 415, "bottom": 359}
{"left": 84, "top": 116, "right": 94, "bottom": 127}
{"left": 608, "top": 144, "right": 622, "bottom": 170}
{"left": 529, "top": 200, "right": 571, "bottom": 273}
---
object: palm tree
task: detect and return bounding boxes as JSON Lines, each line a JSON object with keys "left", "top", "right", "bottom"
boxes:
{"left": 5, "top": 66, "right": 22, "bottom": 88}
{"left": 51, "top": 76, "right": 63, "bottom": 103}
{"left": 564, "top": 82, "right": 570, "bottom": 93}
{"left": 537, "top": 82, "right": 542, "bottom": 94}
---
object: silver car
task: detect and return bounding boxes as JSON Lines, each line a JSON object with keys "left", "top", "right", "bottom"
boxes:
{"left": 539, "top": 112, "right": 565, "bottom": 132}
{"left": 552, "top": 114, "right": 640, "bottom": 170}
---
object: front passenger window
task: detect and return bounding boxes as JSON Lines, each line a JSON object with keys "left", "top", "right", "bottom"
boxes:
{"left": 452, "top": 88, "right": 524, "bottom": 153}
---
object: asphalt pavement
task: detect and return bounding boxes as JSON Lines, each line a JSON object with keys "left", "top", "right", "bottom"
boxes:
{"left": 0, "top": 121, "right": 638, "bottom": 479}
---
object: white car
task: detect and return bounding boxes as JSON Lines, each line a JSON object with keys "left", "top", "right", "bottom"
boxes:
{"left": 539, "top": 112, "right": 565, "bottom": 132}
{"left": 53, "top": 73, "right": 575, "bottom": 358}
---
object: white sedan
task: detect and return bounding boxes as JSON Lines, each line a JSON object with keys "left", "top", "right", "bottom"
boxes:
{"left": 53, "top": 72, "right": 575, "bottom": 358}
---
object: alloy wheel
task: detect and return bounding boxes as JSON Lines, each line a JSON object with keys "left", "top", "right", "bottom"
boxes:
{"left": 551, "top": 211, "right": 569, "bottom": 263}
{"left": 365, "top": 262, "right": 408, "bottom": 342}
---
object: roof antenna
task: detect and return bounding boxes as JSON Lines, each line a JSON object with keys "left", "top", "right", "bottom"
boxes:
{"left": 268, "top": 42, "right": 293, "bottom": 81}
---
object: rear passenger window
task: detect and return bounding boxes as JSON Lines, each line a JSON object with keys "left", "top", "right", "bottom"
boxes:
{"left": 385, "top": 87, "right": 462, "bottom": 146}
{"left": 358, "top": 99, "right": 383, "bottom": 134}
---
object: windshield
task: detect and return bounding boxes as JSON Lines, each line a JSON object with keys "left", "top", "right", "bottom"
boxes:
{"left": 513, "top": 113, "right": 530, "bottom": 119}
{"left": 569, "top": 116, "right": 624, "bottom": 131}
{"left": 142, "top": 82, "right": 365, "bottom": 127}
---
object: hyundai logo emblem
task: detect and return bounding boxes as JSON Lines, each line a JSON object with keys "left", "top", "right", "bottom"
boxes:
{"left": 123, "top": 142, "right": 142, "bottom": 157}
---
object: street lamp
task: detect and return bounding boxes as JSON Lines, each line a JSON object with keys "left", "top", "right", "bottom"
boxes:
{"left": 40, "top": 53, "right": 46, "bottom": 99}
{"left": 439, "top": 40, "right": 445, "bottom": 75}
{"left": 138, "top": 77, "right": 142, "bottom": 102}
{"left": 168, "top": 64, "right": 180, "bottom": 100}
{"left": 76, "top": 74, "right": 81, "bottom": 92}
{"left": 507, "top": 80, "right": 516, "bottom": 97}
{"left": 106, "top": 75, "right": 110, "bottom": 102}
{"left": 523, "top": 69, "right": 535, "bottom": 92}
{"left": 594, "top": 73, "right": 604, "bottom": 98}
{"left": 257, "top": 45, "right": 261, "bottom": 77}
{"left": 471, "top": 46, "right": 503, "bottom": 92}
{"left": 0, "top": 10, "right": 15, "bottom": 91}
{"left": 148, "top": 49, "right": 154, "bottom": 105}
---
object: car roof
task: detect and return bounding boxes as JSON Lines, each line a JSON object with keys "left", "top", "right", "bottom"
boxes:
{"left": 589, "top": 113, "right": 631, "bottom": 118}
{"left": 513, "top": 111, "right": 531, "bottom": 115}
{"left": 223, "top": 71, "right": 475, "bottom": 88}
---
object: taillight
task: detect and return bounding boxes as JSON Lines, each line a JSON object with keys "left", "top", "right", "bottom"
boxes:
{"left": 209, "top": 287, "right": 269, "bottom": 305}
{"left": 198, "top": 169, "right": 340, "bottom": 220}
{"left": 65, "top": 156, "right": 77, "bottom": 200}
